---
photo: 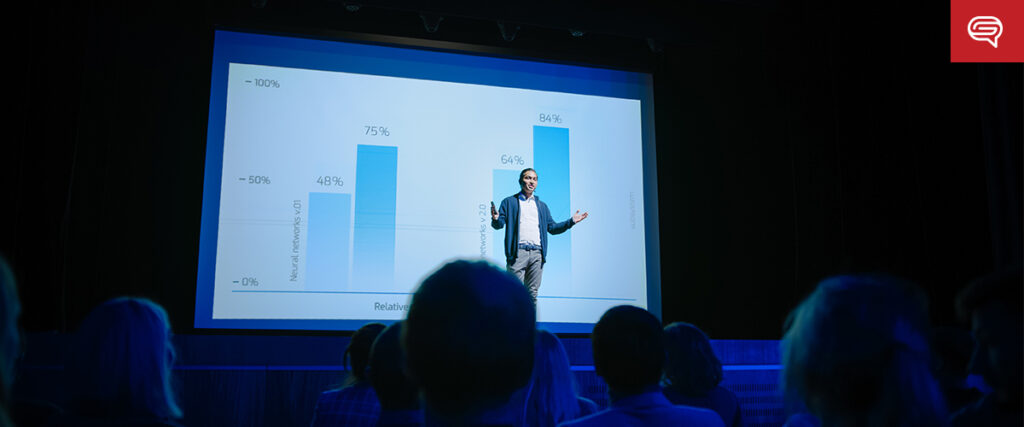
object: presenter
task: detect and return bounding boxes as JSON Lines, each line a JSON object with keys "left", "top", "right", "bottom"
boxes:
{"left": 491, "top": 168, "right": 587, "bottom": 304}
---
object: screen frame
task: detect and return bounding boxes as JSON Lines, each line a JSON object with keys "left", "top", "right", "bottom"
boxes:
{"left": 193, "top": 25, "right": 660, "bottom": 334}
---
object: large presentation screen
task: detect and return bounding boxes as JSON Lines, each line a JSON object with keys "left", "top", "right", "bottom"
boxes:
{"left": 194, "top": 29, "right": 660, "bottom": 332}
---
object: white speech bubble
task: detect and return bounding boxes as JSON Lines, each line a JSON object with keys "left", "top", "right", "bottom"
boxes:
{"left": 968, "top": 16, "right": 1003, "bottom": 48}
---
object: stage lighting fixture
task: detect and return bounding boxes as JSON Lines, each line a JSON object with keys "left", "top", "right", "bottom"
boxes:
{"left": 342, "top": 2, "right": 360, "bottom": 12}
{"left": 569, "top": 29, "right": 585, "bottom": 38}
{"left": 420, "top": 14, "right": 443, "bottom": 33}
{"left": 497, "top": 21, "right": 520, "bottom": 41}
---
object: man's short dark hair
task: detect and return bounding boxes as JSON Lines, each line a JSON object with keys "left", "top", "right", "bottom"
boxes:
{"left": 403, "top": 260, "right": 536, "bottom": 417}
{"left": 519, "top": 168, "right": 537, "bottom": 186}
{"left": 591, "top": 305, "right": 663, "bottom": 394}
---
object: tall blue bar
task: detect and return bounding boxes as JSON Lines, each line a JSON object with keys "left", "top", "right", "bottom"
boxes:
{"left": 533, "top": 126, "right": 571, "bottom": 295}
{"left": 493, "top": 169, "right": 523, "bottom": 264}
{"left": 306, "top": 193, "right": 351, "bottom": 291}
{"left": 352, "top": 145, "right": 398, "bottom": 290}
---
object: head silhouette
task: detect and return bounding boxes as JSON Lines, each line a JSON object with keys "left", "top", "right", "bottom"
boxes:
{"left": 0, "top": 256, "right": 20, "bottom": 426}
{"left": 68, "top": 297, "right": 182, "bottom": 420}
{"left": 526, "top": 330, "right": 581, "bottom": 427}
{"left": 782, "top": 275, "right": 946, "bottom": 426}
{"left": 955, "top": 266, "right": 1023, "bottom": 403}
{"left": 343, "top": 322, "right": 386, "bottom": 387}
{"left": 591, "top": 305, "right": 663, "bottom": 395}
{"left": 662, "top": 322, "right": 723, "bottom": 397}
{"left": 403, "top": 260, "right": 535, "bottom": 418}
{"left": 368, "top": 321, "right": 418, "bottom": 411}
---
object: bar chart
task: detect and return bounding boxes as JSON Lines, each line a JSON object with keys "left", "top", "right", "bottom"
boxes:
{"left": 492, "top": 126, "right": 573, "bottom": 296}
{"left": 210, "top": 62, "right": 649, "bottom": 323}
{"left": 303, "top": 145, "right": 398, "bottom": 293}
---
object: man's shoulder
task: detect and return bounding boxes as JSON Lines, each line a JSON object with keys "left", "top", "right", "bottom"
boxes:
{"left": 671, "top": 405, "right": 725, "bottom": 426}
{"left": 558, "top": 408, "right": 615, "bottom": 427}
{"left": 317, "top": 388, "right": 342, "bottom": 402}
{"left": 559, "top": 405, "right": 723, "bottom": 427}
{"left": 640, "top": 404, "right": 723, "bottom": 427}
{"left": 951, "top": 393, "right": 1022, "bottom": 427}
{"left": 317, "top": 384, "right": 376, "bottom": 403}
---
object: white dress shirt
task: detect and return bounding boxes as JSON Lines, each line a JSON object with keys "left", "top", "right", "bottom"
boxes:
{"left": 517, "top": 193, "right": 541, "bottom": 245}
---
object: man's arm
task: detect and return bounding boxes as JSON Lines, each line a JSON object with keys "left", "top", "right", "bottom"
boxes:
{"left": 544, "top": 203, "right": 576, "bottom": 235}
{"left": 547, "top": 218, "right": 573, "bottom": 235}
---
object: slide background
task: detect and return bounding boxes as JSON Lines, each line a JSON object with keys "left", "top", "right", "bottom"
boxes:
{"left": 195, "top": 30, "right": 660, "bottom": 331}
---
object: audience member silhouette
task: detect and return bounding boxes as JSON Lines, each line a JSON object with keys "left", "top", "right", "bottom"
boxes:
{"left": 950, "top": 266, "right": 1023, "bottom": 427}
{"left": 367, "top": 321, "right": 423, "bottom": 427}
{"left": 403, "top": 260, "right": 535, "bottom": 426}
{"left": 524, "top": 330, "right": 598, "bottom": 427}
{"left": 0, "top": 257, "right": 19, "bottom": 427}
{"left": 661, "top": 322, "right": 743, "bottom": 426}
{"left": 782, "top": 275, "right": 948, "bottom": 426}
{"left": 59, "top": 297, "right": 184, "bottom": 427}
{"left": 1, "top": 257, "right": 63, "bottom": 427}
{"left": 561, "top": 305, "right": 723, "bottom": 427}
{"left": 930, "top": 326, "right": 983, "bottom": 414}
{"left": 311, "top": 322, "right": 387, "bottom": 427}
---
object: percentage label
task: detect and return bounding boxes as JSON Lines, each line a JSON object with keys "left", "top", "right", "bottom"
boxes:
{"left": 539, "top": 113, "right": 562, "bottom": 124}
{"left": 316, "top": 176, "right": 344, "bottom": 187}
{"left": 500, "top": 154, "right": 525, "bottom": 166}
{"left": 248, "top": 175, "right": 271, "bottom": 184}
{"left": 253, "top": 78, "right": 280, "bottom": 88}
{"left": 240, "top": 277, "right": 260, "bottom": 286}
{"left": 365, "top": 126, "right": 390, "bottom": 136}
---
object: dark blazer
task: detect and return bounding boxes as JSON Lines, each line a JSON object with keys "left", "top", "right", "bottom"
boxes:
{"left": 491, "top": 192, "right": 574, "bottom": 264}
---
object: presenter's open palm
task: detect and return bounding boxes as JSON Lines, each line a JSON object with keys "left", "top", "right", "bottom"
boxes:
{"left": 572, "top": 210, "right": 588, "bottom": 224}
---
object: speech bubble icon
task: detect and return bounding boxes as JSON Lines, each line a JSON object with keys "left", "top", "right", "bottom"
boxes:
{"left": 968, "top": 16, "right": 1003, "bottom": 48}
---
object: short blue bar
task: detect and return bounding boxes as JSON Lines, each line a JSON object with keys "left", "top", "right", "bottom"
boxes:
{"left": 306, "top": 193, "right": 351, "bottom": 291}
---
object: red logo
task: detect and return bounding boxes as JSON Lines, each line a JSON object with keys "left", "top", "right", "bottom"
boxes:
{"left": 951, "top": 0, "right": 1024, "bottom": 62}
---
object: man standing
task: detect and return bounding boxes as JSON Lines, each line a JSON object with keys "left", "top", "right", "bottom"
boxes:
{"left": 491, "top": 168, "right": 587, "bottom": 304}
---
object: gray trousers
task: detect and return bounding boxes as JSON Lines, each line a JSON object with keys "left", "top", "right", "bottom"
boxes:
{"left": 507, "top": 248, "right": 543, "bottom": 304}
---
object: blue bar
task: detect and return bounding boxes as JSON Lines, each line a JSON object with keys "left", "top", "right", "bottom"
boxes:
{"left": 534, "top": 126, "right": 571, "bottom": 295}
{"left": 306, "top": 193, "right": 352, "bottom": 291}
{"left": 493, "top": 169, "right": 523, "bottom": 263}
{"left": 353, "top": 145, "right": 398, "bottom": 290}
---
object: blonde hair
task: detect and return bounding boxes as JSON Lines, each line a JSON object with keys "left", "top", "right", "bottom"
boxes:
{"left": 782, "top": 276, "right": 947, "bottom": 426}
{"left": 69, "top": 297, "right": 181, "bottom": 419}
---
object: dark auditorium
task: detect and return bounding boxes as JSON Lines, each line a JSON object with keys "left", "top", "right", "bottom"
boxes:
{"left": 3, "top": 1, "right": 1021, "bottom": 426}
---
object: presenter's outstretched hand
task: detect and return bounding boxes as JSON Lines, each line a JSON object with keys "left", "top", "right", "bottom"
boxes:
{"left": 491, "top": 201, "right": 499, "bottom": 221}
{"left": 572, "top": 210, "right": 589, "bottom": 224}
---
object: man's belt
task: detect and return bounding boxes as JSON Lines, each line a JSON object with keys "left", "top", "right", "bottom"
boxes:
{"left": 517, "top": 243, "right": 542, "bottom": 251}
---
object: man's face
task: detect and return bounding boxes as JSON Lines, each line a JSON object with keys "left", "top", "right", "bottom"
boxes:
{"left": 969, "top": 302, "right": 1023, "bottom": 402}
{"left": 521, "top": 170, "right": 538, "bottom": 194}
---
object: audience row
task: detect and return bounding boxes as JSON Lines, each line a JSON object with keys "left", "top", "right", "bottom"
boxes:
{"left": 0, "top": 255, "right": 1020, "bottom": 426}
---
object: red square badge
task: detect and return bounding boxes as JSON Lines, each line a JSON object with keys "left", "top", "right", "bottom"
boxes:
{"left": 951, "top": 0, "right": 1024, "bottom": 62}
